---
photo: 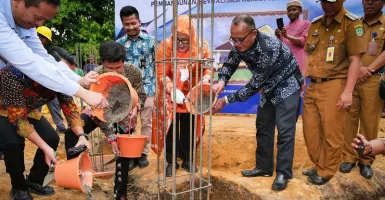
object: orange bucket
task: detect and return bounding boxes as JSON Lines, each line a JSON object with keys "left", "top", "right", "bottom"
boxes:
{"left": 117, "top": 134, "right": 149, "bottom": 158}
{"left": 185, "top": 83, "right": 217, "bottom": 115}
{"left": 90, "top": 72, "right": 138, "bottom": 123}
{"left": 55, "top": 152, "right": 93, "bottom": 193}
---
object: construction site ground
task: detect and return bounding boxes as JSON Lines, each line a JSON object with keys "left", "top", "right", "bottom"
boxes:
{"left": 1, "top": 114, "right": 385, "bottom": 200}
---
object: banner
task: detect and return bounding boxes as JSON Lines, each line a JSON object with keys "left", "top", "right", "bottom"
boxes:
{"left": 115, "top": 0, "right": 366, "bottom": 114}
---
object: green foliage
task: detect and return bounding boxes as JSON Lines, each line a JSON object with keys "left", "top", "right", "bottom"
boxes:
{"left": 46, "top": 0, "right": 115, "bottom": 62}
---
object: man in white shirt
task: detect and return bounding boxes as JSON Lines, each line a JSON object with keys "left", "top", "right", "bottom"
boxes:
{"left": 0, "top": 0, "right": 107, "bottom": 199}
{"left": 0, "top": 0, "right": 108, "bottom": 109}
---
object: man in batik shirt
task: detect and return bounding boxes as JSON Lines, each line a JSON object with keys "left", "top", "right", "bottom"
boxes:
{"left": 213, "top": 15, "right": 303, "bottom": 191}
{"left": 0, "top": 65, "right": 91, "bottom": 198}
{"left": 116, "top": 5, "right": 156, "bottom": 168}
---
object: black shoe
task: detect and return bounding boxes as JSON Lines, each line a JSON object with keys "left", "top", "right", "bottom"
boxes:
{"left": 128, "top": 158, "right": 138, "bottom": 172}
{"left": 9, "top": 188, "right": 33, "bottom": 200}
{"left": 358, "top": 164, "right": 373, "bottom": 179}
{"left": 25, "top": 178, "right": 54, "bottom": 196}
{"left": 166, "top": 163, "right": 180, "bottom": 177}
{"left": 307, "top": 174, "right": 329, "bottom": 185}
{"left": 302, "top": 168, "right": 317, "bottom": 176}
{"left": 181, "top": 161, "right": 198, "bottom": 173}
{"left": 138, "top": 154, "right": 149, "bottom": 168}
{"left": 272, "top": 173, "right": 288, "bottom": 191}
{"left": 241, "top": 168, "right": 273, "bottom": 177}
{"left": 339, "top": 162, "right": 356, "bottom": 173}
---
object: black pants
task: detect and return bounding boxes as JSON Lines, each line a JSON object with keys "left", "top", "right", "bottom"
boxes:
{"left": 296, "top": 98, "right": 302, "bottom": 122}
{"left": 64, "top": 113, "right": 132, "bottom": 199}
{"left": 0, "top": 138, "right": 4, "bottom": 157}
{"left": 114, "top": 152, "right": 132, "bottom": 199}
{"left": 166, "top": 113, "right": 195, "bottom": 164}
{"left": 255, "top": 91, "right": 299, "bottom": 179}
{"left": 0, "top": 116, "right": 59, "bottom": 190}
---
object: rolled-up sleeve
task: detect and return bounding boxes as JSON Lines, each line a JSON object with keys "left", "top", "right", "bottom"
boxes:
{"left": 26, "top": 33, "right": 81, "bottom": 82}
{"left": 0, "top": 20, "right": 80, "bottom": 96}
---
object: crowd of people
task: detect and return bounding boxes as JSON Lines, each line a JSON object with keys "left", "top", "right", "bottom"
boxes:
{"left": 1, "top": 0, "right": 385, "bottom": 199}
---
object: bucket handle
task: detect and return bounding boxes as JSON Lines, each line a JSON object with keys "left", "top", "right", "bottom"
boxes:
{"left": 114, "top": 118, "right": 133, "bottom": 137}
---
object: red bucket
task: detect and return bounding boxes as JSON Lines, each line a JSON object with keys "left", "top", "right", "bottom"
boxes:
{"left": 90, "top": 72, "right": 138, "bottom": 123}
{"left": 55, "top": 152, "right": 93, "bottom": 193}
{"left": 185, "top": 83, "right": 217, "bottom": 115}
{"left": 117, "top": 135, "right": 149, "bottom": 158}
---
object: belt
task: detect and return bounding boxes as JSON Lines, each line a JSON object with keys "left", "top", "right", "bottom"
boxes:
{"left": 310, "top": 78, "right": 338, "bottom": 83}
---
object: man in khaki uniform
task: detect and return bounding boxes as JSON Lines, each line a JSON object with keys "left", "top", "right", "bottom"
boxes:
{"left": 302, "top": 0, "right": 366, "bottom": 185}
{"left": 340, "top": 0, "right": 385, "bottom": 179}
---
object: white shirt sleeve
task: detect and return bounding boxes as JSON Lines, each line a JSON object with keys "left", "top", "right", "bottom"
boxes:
{"left": 0, "top": 20, "right": 80, "bottom": 96}
{"left": 26, "top": 32, "right": 81, "bottom": 82}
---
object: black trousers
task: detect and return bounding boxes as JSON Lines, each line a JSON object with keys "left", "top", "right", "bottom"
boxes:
{"left": 296, "top": 98, "right": 302, "bottom": 122}
{"left": 64, "top": 113, "right": 132, "bottom": 199}
{"left": 0, "top": 116, "right": 59, "bottom": 190}
{"left": 0, "top": 138, "right": 4, "bottom": 157}
{"left": 166, "top": 113, "right": 195, "bottom": 164}
{"left": 255, "top": 91, "right": 299, "bottom": 178}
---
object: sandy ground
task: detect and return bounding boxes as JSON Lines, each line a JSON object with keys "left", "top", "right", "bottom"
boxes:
{"left": 0, "top": 114, "right": 385, "bottom": 199}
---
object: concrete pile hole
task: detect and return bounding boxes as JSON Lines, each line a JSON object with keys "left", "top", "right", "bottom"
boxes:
{"left": 116, "top": 172, "right": 256, "bottom": 200}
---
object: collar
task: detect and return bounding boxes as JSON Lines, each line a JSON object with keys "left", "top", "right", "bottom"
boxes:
{"left": 363, "top": 12, "right": 385, "bottom": 25}
{"left": 126, "top": 31, "right": 148, "bottom": 41}
{"left": 321, "top": 7, "right": 346, "bottom": 24}
{"left": 289, "top": 19, "right": 300, "bottom": 25}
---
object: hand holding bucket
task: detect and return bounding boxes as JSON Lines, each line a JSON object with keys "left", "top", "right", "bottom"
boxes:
{"left": 185, "top": 82, "right": 217, "bottom": 115}
{"left": 89, "top": 72, "right": 138, "bottom": 124}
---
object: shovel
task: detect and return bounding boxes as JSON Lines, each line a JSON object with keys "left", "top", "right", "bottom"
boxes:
{"left": 104, "top": 154, "right": 119, "bottom": 166}
{"left": 43, "top": 151, "right": 56, "bottom": 187}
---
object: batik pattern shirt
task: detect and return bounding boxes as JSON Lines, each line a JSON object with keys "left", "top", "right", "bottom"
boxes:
{"left": 0, "top": 66, "right": 83, "bottom": 137}
{"left": 116, "top": 32, "right": 156, "bottom": 97}
{"left": 218, "top": 32, "right": 303, "bottom": 107}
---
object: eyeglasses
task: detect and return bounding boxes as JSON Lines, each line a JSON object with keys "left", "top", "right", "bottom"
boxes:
{"left": 176, "top": 38, "right": 189, "bottom": 44}
{"left": 362, "top": 0, "right": 382, "bottom": 3}
{"left": 319, "top": 0, "right": 337, "bottom": 3}
{"left": 229, "top": 29, "right": 256, "bottom": 45}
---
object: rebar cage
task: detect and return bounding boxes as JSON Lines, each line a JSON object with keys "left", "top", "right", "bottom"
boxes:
{"left": 153, "top": 0, "right": 215, "bottom": 199}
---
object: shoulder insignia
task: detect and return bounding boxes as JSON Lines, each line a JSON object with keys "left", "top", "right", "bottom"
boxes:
{"left": 345, "top": 12, "right": 359, "bottom": 21}
{"left": 354, "top": 24, "right": 364, "bottom": 36}
{"left": 312, "top": 15, "right": 323, "bottom": 23}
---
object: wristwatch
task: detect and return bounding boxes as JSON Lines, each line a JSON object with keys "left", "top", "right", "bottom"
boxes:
{"left": 224, "top": 96, "right": 230, "bottom": 104}
{"left": 77, "top": 133, "right": 89, "bottom": 140}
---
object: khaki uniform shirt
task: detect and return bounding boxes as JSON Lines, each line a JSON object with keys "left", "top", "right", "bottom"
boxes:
{"left": 361, "top": 14, "right": 385, "bottom": 69}
{"left": 305, "top": 7, "right": 366, "bottom": 78}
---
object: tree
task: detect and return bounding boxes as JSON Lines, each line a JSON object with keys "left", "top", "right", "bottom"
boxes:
{"left": 46, "top": 0, "right": 115, "bottom": 63}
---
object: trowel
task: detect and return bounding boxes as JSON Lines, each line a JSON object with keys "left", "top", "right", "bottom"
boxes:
{"left": 43, "top": 151, "right": 56, "bottom": 187}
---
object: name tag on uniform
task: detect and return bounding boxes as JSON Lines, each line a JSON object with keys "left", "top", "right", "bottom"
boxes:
{"left": 326, "top": 47, "right": 334, "bottom": 62}
{"left": 367, "top": 42, "right": 377, "bottom": 56}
